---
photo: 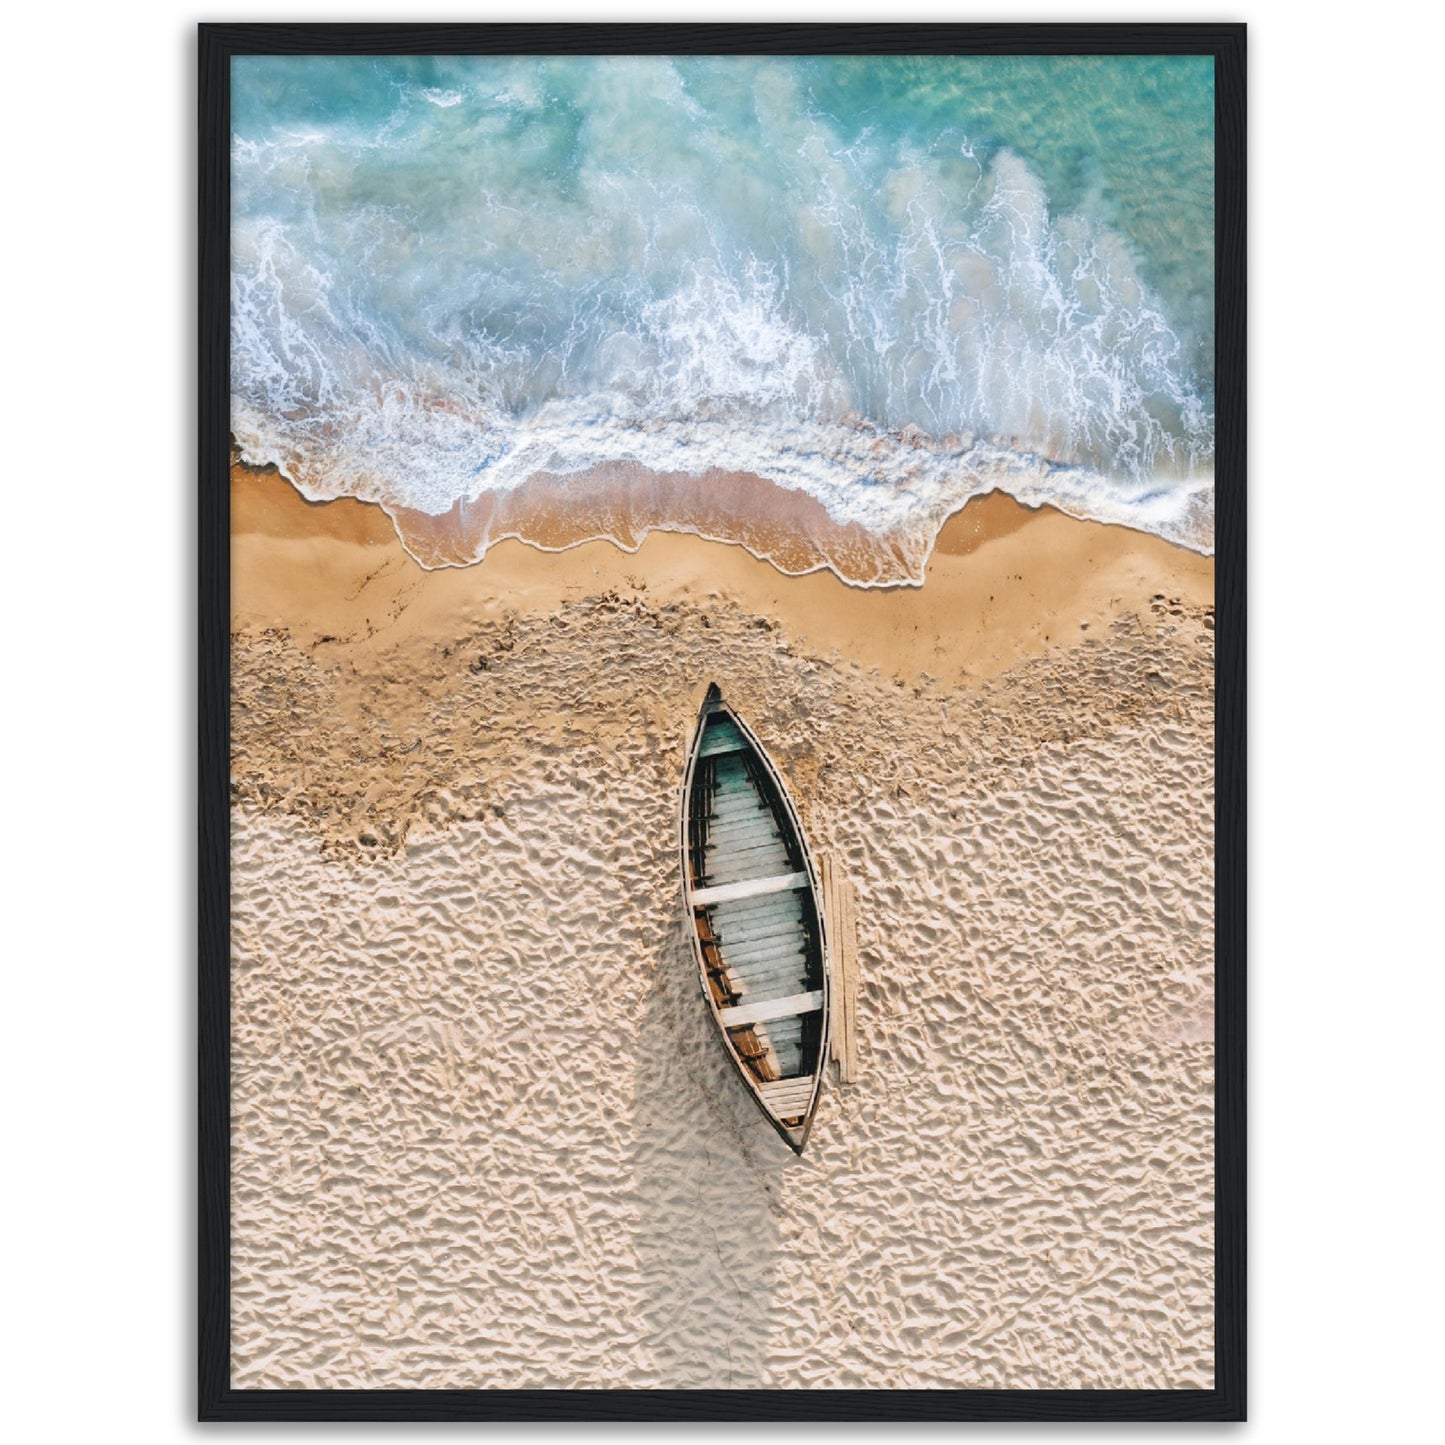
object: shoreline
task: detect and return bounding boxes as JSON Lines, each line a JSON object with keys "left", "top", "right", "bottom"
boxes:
{"left": 239, "top": 446, "right": 1213, "bottom": 590}
{"left": 232, "top": 460, "right": 1212, "bottom": 685}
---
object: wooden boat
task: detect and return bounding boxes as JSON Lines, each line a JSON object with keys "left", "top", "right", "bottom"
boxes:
{"left": 679, "top": 684, "right": 830, "bottom": 1154}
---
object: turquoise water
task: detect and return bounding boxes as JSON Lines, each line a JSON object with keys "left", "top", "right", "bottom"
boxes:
{"left": 232, "top": 55, "right": 1214, "bottom": 570}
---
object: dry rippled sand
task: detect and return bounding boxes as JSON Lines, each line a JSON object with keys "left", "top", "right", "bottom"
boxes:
{"left": 231, "top": 586, "right": 1214, "bottom": 1389}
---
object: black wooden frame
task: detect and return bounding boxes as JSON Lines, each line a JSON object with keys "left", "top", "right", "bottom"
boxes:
{"left": 200, "top": 22, "right": 1245, "bottom": 1421}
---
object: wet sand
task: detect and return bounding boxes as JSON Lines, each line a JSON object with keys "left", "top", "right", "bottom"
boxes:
{"left": 230, "top": 463, "right": 1215, "bottom": 1389}
{"left": 233, "top": 462, "right": 1212, "bottom": 685}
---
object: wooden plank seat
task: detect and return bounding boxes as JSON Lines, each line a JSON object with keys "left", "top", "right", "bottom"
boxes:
{"left": 691, "top": 872, "right": 808, "bottom": 907}
{"left": 718, "top": 989, "right": 824, "bottom": 1029}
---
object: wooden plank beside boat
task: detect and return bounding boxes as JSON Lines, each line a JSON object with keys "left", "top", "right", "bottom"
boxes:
{"left": 821, "top": 854, "right": 861, "bottom": 1085}
{"left": 679, "top": 683, "right": 831, "bottom": 1154}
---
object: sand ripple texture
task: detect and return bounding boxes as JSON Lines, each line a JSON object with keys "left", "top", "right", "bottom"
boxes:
{"left": 231, "top": 590, "right": 1215, "bottom": 1389}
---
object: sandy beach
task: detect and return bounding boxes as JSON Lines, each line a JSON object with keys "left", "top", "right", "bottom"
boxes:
{"left": 230, "top": 462, "right": 1215, "bottom": 1389}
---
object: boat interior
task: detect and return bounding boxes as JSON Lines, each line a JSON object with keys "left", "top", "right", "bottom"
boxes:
{"left": 687, "top": 709, "right": 824, "bottom": 1121}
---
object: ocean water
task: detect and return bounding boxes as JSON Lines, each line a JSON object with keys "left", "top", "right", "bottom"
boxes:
{"left": 232, "top": 54, "right": 1215, "bottom": 580}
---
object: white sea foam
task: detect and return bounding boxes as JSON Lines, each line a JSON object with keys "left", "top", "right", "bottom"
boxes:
{"left": 230, "top": 57, "right": 1216, "bottom": 576}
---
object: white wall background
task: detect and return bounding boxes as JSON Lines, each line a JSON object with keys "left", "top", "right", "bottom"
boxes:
{"left": 3, "top": 2, "right": 1438, "bottom": 1438}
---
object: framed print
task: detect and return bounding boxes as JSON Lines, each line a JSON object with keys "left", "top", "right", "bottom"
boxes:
{"left": 200, "top": 22, "right": 1244, "bottom": 1420}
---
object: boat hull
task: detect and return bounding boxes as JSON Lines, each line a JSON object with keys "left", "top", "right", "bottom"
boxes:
{"left": 680, "top": 684, "right": 830, "bottom": 1154}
